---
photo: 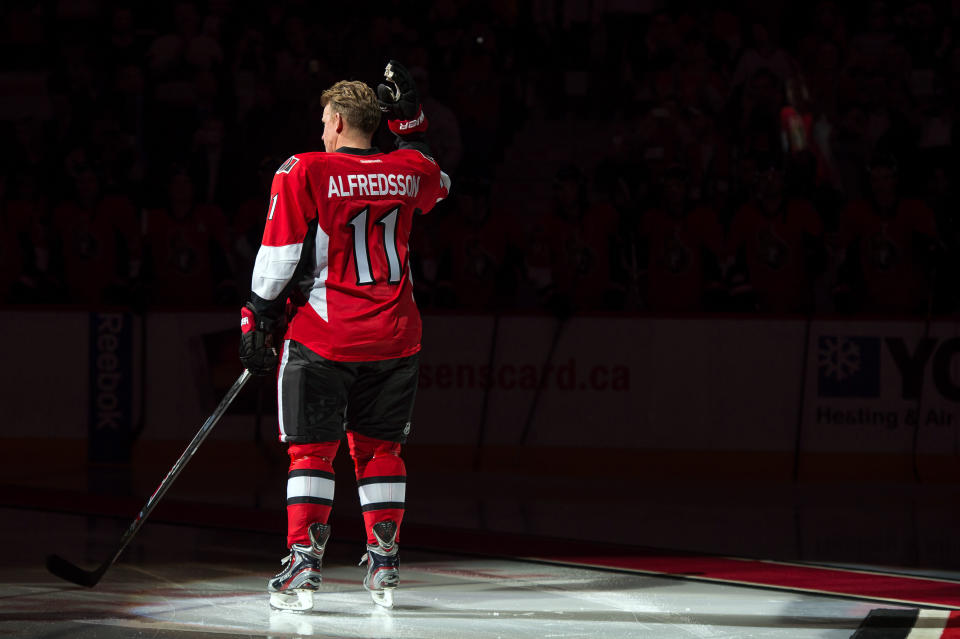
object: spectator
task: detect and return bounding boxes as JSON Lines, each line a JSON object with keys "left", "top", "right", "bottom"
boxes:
{"left": 187, "top": 115, "right": 241, "bottom": 209}
{"left": 88, "top": 115, "right": 140, "bottom": 194}
{"left": 848, "top": 1, "right": 896, "bottom": 63}
{"left": 146, "top": 2, "right": 222, "bottom": 74}
{"left": 643, "top": 11, "right": 683, "bottom": 73}
{"left": 835, "top": 153, "right": 938, "bottom": 314}
{"left": 407, "top": 206, "right": 454, "bottom": 310}
{"left": 922, "top": 150, "right": 958, "bottom": 312}
{"left": 51, "top": 167, "right": 141, "bottom": 305}
{"left": 727, "top": 153, "right": 825, "bottom": 313}
{"left": 103, "top": 6, "right": 146, "bottom": 73}
{"left": 109, "top": 63, "right": 148, "bottom": 188}
{"left": 145, "top": 170, "right": 232, "bottom": 306}
{"left": 145, "top": 2, "right": 222, "bottom": 171}
{"left": 900, "top": 0, "right": 942, "bottom": 69}
{"left": 3, "top": 171, "right": 56, "bottom": 303}
{"left": 231, "top": 26, "right": 268, "bottom": 122}
{"left": 736, "top": 68, "right": 785, "bottom": 153}
{"left": 0, "top": 0, "right": 956, "bottom": 319}
{"left": 230, "top": 155, "right": 278, "bottom": 289}
{"left": 438, "top": 178, "right": 511, "bottom": 310}
{"left": 851, "top": 61, "right": 914, "bottom": 174}
{"left": 537, "top": 165, "right": 619, "bottom": 313}
{"left": 731, "top": 22, "right": 796, "bottom": 89}
{"left": 11, "top": 117, "right": 52, "bottom": 180}
{"left": 803, "top": 38, "right": 843, "bottom": 124}
{"left": 639, "top": 164, "right": 725, "bottom": 312}
{"left": 451, "top": 28, "right": 502, "bottom": 177}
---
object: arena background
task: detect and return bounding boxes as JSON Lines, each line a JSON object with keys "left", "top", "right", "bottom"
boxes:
{"left": 2, "top": 0, "right": 960, "bottom": 570}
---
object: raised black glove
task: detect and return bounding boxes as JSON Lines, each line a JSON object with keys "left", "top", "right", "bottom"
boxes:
{"left": 239, "top": 302, "right": 280, "bottom": 376}
{"left": 377, "top": 59, "right": 428, "bottom": 135}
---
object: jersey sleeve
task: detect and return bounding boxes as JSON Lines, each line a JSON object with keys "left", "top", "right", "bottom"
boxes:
{"left": 410, "top": 151, "right": 451, "bottom": 215}
{"left": 250, "top": 155, "right": 317, "bottom": 305}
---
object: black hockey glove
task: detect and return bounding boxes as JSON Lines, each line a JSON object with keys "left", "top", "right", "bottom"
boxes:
{"left": 239, "top": 302, "right": 281, "bottom": 376}
{"left": 377, "top": 59, "right": 428, "bottom": 136}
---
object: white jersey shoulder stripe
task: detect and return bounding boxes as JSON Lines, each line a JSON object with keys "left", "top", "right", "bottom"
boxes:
{"left": 437, "top": 171, "right": 451, "bottom": 202}
{"left": 251, "top": 243, "right": 303, "bottom": 301}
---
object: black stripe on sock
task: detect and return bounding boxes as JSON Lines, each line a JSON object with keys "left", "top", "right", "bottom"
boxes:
{"left": 357, "top": 476, "right": 406, "bottom": 486}
{"left": 287, "top": 497, "right": 334, "bottom": 507}
{"left": 288, "top": 469, "right": 335, "bottom": 480}
{"left": 361, "top": 502, "right": 405, "bottom": 512}
{"left": 850, "top": 608, "right": 920, "bottom": 639}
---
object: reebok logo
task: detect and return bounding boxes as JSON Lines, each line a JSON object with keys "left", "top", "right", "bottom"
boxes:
{"left": 93, "top": 314, "right": 126, "bottom": 430}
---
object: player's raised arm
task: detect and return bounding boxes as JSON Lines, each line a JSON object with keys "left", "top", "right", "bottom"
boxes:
{"left": 377, "top": 60, "right": 432, "bottom": 155}
{"left": 240, "top": 157, "right": 316, "bottom": 376}
{"left": 377, "top": 60, "right": 451, "bottom": 211}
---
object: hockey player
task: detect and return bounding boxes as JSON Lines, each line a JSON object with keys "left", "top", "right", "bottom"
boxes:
{"left": 239, "top": 61, "right": 450, "bottom": 610}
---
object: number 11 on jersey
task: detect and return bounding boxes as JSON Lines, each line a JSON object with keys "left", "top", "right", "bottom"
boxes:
{"left": 348, "top": 206, "right": 402, "bottom": 286}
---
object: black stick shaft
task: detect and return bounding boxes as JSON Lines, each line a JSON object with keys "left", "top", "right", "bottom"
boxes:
{"left": 48, "top": 369, "right": 251, "bottom": 587}
{"left": 519, "top": 317, "right": 565, "bottom": 446}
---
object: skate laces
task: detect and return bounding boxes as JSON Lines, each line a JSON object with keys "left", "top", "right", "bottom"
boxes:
{"left": 358, "top": 545, "right": 398, "bottom": 566}
{"left": 281, "top": 542, "right": 323, "bottom": 567}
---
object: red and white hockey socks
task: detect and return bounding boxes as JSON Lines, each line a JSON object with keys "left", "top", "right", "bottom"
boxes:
{"left": 286, "top": 441, "right": 339, "bottom": 548}
{"left": 347, "top": 432, "right": 406, "bottom": 545}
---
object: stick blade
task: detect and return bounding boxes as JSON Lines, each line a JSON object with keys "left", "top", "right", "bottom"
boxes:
{"left": 46, "top": 554, "right": 103, "bottom": 588}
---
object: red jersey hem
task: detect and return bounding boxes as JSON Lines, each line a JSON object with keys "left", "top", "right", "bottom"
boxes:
{"left": 293, "top": 341, "right": 422, "bottom": 363}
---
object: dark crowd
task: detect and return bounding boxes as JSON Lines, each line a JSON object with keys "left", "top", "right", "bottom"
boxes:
{"left": 1, "top": 0, "right": 958, "bottom": 316}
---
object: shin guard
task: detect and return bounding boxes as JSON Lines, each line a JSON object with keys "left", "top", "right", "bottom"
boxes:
{"left": 286, "top": 441, "right": 339, "bottom": 548}
{"left": 347, "top": 432, "right": 406, "bottom": 545}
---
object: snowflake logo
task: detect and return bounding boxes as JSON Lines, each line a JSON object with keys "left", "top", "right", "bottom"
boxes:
{"left": 818, "top": 336, "right": 862, "bottom": 381}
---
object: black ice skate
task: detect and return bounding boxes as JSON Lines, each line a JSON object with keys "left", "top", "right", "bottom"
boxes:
{"left": 269, "top": 522, "right": 330, "bottom": 611}
{"left": 358, "top": 520, "right": 400, "bottom": 608}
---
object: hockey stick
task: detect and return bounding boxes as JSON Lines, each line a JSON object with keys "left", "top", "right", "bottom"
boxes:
{"left": 47, "top": 368, "right": 252, "bottom": 587}
{"left": 518, "top": 314, "right": 566, "bottom": 446}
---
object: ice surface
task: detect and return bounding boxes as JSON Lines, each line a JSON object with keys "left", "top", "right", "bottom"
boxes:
{"left": 0, "top": 509, "right": 891, "bottom": 638}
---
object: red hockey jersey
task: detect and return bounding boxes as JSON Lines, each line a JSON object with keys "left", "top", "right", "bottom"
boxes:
{"left": 251, "top": 147, "right": 450, "bottom": 361}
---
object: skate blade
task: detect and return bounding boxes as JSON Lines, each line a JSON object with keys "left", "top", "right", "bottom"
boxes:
{"left": 270, "top": 589, "right": 314, "bottom": 611}
{"left": 370, "top": 588, "right": 394, "bottom": 609}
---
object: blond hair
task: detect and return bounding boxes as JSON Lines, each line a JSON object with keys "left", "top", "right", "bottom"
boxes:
{"left": 321, "top": 80, "right": 381, "bottom": 135}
